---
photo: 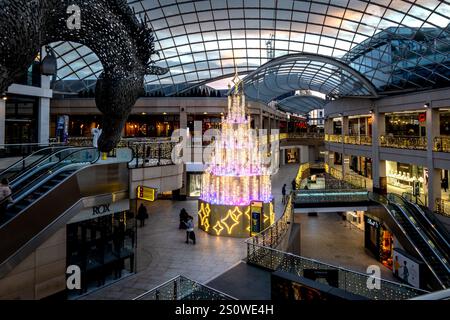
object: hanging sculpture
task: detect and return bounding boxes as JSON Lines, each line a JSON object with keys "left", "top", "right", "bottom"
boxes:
{"left": 0, "top": 0, "right": 168, "bottom": 152}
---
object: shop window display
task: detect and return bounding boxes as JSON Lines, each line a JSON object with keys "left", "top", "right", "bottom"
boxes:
{"left": 66, "top": 211, "right": 136, "bottom": 297}
{"left": 188, "top": 173, "right": 202, "bottom": 197}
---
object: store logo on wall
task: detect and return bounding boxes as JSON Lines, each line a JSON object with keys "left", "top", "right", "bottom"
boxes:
{"left": 418, "top": 113, "right": 426, "bottom": 123}
{"left": 92, "top": 204, "right": 111, "bottom": 216}
{"left": 366, "top": 217, "right": 380, "bottom": 229}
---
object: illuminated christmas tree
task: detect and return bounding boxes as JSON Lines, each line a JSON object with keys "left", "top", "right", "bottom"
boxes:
{"left": 198, "top": 74, "right": 274, "bottom": 237}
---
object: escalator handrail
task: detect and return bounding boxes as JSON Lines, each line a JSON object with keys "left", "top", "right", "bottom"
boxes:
{"left": 368, "top": 192, "right": 448, "bottom": 289}
{"left": 403, "top": 199, "right": 450, "bottom": 256}
{"left": 0, "top": 147, "right": 100, "bottom": 212}
{"left": 0, "top": 146, "right": 70, "bottom": 182}
{"left": 9, "top": 147, "right": 81, "bottom": 187}
{"left": 388, "top": 194, "right": 450, "bottom": 285}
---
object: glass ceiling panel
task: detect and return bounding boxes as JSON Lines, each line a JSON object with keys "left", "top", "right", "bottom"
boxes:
{"left": 51, "top": 0, "right": 450, "bottom": 96}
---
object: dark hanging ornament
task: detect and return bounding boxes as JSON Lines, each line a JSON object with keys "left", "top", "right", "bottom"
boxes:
{"left": 40, "top": 46, "right": 57, "bottom": 76}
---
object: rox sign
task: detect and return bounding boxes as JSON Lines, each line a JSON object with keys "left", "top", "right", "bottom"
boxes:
{"left": 92, "top": 204, "right": 111, "bottom": 216}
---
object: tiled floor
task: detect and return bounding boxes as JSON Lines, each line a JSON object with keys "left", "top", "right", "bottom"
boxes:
{"left": 82, "top": 164, "right": 300, "bottom": 300}
{"left": 294, "top": 212, "right": 397, "bottom": 282}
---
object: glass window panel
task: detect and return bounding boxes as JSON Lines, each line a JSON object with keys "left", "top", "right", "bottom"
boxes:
{"left": 230, "top": 20, "right": 245, "bottom": 29}
{"left": 162, "top": 5, "right": 179, "bottom": 16}
{"left": 215, "top": 20, "right": 230, "bottom": 30}
{"left": 276, "top": 21, "right": 291, "bottom": 31}
{"left": 246, "top": 19, "right": 260, "bottom": 29}
{"left": 205, "top": 41, "right": 219, "bottom": 51}
{"left": 185, "top": 23, "right": 201, "bottom": 33}
{"left": 167, "top": 16, "right": 182, "bottom": 26}
{"left": 198, "top": 11, "right": 213, "bottom": 22}
{"left": 229, "top": 9, "right": 245, "bottom": 19}
{"left": 213, "top": 10, "right": 228, "bottom": 20}
{"left": 182, "top": 13, "right": 198, "bottom": 24}
{"left": 217, "top": 29, "right": 232, "bottom": 39}
{"left": 207, "top": 51, "right": 220, "bottom": 60}
{"left": 293, "top": 1, "right": 311, "bottom": 11}
{"left": 195, "top": 0, "right": 212, "bottom": 11}
{"left": 179, "top": 2, "right": 195, "bottom": 13}
{"left": 200, "top": 22, "right": 215, "bottom": 32}
{"left": 245, "top": 9, "right": 259, "bottom": 19}
{"left": 219, "top": 39, "right": 232, "bottom": 49}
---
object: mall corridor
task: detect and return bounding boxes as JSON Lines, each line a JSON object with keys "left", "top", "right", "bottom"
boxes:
{"left": 82, "top": 164, "right": 300, "bottom": 299}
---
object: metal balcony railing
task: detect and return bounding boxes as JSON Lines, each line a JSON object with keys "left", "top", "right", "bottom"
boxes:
{"left": 133, "top": 275, "right": 236, "bottom": 300}
{"left": 435, "top": 198, "right": 450, "bottom": 218}
{"left": 325, "top": 134, "right": 343, "bottom": 143}
{"left": 433, "top": 136, "right": 450, "bottom": 152}
{"left": 344, "top": 135, "right": 372, "bottom": 145}
{"left": 380, "top": 135, "right": 427, "bottom": 150}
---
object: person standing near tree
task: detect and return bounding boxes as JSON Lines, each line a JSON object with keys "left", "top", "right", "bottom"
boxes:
{"left": 282, "top": 184, "right": 287, "bottom": 204}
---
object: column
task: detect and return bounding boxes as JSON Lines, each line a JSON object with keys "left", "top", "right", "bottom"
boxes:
{"left": 426, "top": 106, "right": 440, "bottom": 210}
{"left": 299, "top": 145, "right": 309, "bottom": 164}
{"left": 341, "top": 116, "right": 349, "bottom": 177}
{"left": 280, "top": 148, "right": 286, "bottom": 166}
{"left": 38, "top": 75, "right": 51, "bottom": 145}
{"left": 0, "top": 99, "right": 5, "bottom": 147}
{"left": 372, "top": 107, "right": 386, "bottom": 194}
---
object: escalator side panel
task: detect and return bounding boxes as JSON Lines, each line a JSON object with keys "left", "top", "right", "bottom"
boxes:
{"left": 0, "top": 162, "right": 130, "bottom": 278}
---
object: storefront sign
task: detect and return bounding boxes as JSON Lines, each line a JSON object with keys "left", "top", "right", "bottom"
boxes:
{"left": 93, "top": 204, "right": 110, "bottom": 215}
{"left": 68, "top": 199, "right": 130, "bottom": 224}
{"left": 418, "top": 113, "right": 426, "bottom": 123}
{"left": 137, "top": 186, "right": 157, "bottom": 202}
{"left": 366, "top": 217, "right": 380, "bottom": 229}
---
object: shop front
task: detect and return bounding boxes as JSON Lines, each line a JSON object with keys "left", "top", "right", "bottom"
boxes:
{"left": 385, "top": 111, "right": 426, "bottom": 137}
{"left": 345, "top": 211, "right": 364, "bottom": 230}
{"left": 350, "top": 156, "right": 372, "bottom": 179}
{"left": 386, "top": 161, "right": 426, "bottom": 203}
{"left": 187, "top": 173, "right": 202, "bottom": 197}
{"left": 66, "top": 199, "right": 136, "bottom": 297}
{"left": 364, "top": 215, "right": 393, "bottom": 269}
{"left": 285, "top": 148, "right": 299, "bottom": 163}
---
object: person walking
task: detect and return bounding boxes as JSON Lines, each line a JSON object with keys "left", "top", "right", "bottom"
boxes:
{"left": 179, "top": 208, "right": 189, "bottom": 229}
{"left": 282, "top": 184, "right": 287, "bottom": 204}
{"left": 0, "top": 178, "right": 12, "bottom": 222}
{"left": 185, "top": 215, "right": 196, "bottom": 245}
{"left": 136, "top": 203, "right": 148, "bottom": 227}
{"left": 291, "top": 179, "right": 296, "bottom": 191}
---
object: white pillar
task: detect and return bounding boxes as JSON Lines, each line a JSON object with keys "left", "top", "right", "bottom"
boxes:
{"left": 372, "top": 107, "right": 386, "bottom": 193}
{"left": 426, "top": 106, "right": 440, "bottom": 210}
{"left": 300, "top": 145, "right": 309, "bottom": 164}
{"left": 0, "top": 99, "right": 5, "bottom": 147}
{"left": 38, "top": 75, "right": 51, "bottom": 145}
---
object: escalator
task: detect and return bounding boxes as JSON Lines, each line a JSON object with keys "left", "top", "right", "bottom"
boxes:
{"left": 370, "top": 192, "right": 450, "bottom": 289}
{"left": 0, "top": 146, "right": 69, "bottom": 182}
{"left": 0, "top": 147, "right": 107, "bottom": 277}
{"left": 0, "top": 147, "right": 100, "bottom": 226}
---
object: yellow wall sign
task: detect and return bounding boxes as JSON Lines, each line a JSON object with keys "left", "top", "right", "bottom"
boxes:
{"left": 136, "top": 186, "right": 157, "bottom": 202}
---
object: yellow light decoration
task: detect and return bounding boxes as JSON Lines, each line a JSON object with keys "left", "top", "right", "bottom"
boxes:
{"left": 221, "top": 208, "right": 241, "bottom": 234}
{"left": 244, "top": 206, "right": 251, "bottom": 232}
{"left": 269, "top": 202, "right": 275, "bottom": 225}
{"left": 198, "top": 202, "right": 211, "bottom": 227}
{"left": 203, "top": 218, "right": 210, "bottom": 232}
{"left": 213, "top": 221, "right": 224, "bottom": 235}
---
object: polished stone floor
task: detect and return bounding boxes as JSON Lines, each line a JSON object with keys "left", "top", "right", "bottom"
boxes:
{"left": 82, "top": 164, "right": 299, "bottom": 300}
{"left": 294, "top": 212, "right": 397, "bottom": 281}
